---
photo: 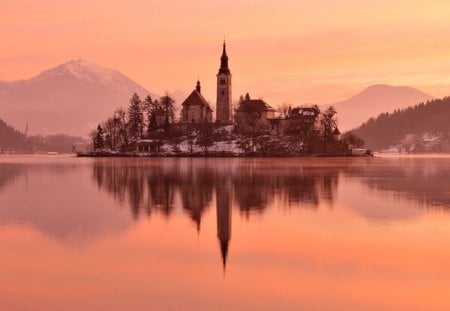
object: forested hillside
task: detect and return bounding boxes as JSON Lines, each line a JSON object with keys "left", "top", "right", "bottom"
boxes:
{"left": 0, "top": 117, "right": 88, "bottom": 153}
{"left": 351, "top": 97, "right": 450, "bottom": 151}
{"left": 0, "top": 118, "right": 29, "bottom": 150}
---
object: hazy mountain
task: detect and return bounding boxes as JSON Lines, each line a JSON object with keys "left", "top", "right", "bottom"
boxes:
{"left": 334, "top": 84, "right": 434, "bottom": 131}
{"left": 351, "top": 97, "right": 450, "bottom": 151}
{"left": 0, "top": 59, "right": 158, "bottom": 136}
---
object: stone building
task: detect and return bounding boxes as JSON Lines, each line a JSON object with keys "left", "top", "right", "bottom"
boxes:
{"left": 235, "top": 98, "right": 276, "bottom": 134}
{"left": 180, "top": 80, "right": 213, "bottom": 124}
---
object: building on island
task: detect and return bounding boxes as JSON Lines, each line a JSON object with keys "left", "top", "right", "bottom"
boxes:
{"left": 180, "top": 80, "right": 213, "bottom": 124}
{"left": 133, "top": 41, "right": 342, "bottom": 154}
{"left": 234, "top": 96, "right": 277, "bottom": 134}
{"left": 286, "top": 106, "right": 320, "bottom": 135}
{"left": 216, "top": 42, "right": 233, "bottom": 123}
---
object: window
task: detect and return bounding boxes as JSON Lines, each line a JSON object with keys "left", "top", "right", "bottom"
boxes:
{"left": 221, "top": 90, "right": 225, "bottom": 95}
{"left": 220, "top": 79, "right": 226, "bottom": 85}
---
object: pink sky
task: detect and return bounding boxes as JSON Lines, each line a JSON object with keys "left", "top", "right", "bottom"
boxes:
{"left": 2, "top": 0, "right": 450, "bottom": 104}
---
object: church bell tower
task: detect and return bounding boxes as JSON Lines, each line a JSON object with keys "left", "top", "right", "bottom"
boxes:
{"left": 216, "top": 41, "right": 232, "bottom": 123}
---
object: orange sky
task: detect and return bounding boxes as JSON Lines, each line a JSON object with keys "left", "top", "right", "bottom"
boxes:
{"left": 2, "top": 0, "right": 450, "bottom": 104}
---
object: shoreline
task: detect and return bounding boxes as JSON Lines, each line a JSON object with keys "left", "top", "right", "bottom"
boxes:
{"left": 77, "top": 151, "right": 373, "bottom": 158}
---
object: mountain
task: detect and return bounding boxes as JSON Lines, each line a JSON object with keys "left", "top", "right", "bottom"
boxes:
{"left": 333, "top": 84, "right": 434, "bottom": 131}
{"left": 0, "top": 59, "right": 158, "bottom": 136}
{"left": 351, "top": 97, "right": 450, "bottom": 151}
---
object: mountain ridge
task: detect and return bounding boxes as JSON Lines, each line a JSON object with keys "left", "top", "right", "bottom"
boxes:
{"left": 0, "top": 59, "right": 158, "bottom": 136}
{"left": 333, "top": 84, "right": 434, "bottom": 131}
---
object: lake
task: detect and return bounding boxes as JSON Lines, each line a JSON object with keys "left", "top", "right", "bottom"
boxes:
{"left": 0, "top": 155, "right": 450, "bottom": 310}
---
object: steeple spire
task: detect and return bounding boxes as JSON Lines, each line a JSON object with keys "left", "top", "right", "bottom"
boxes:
{"left": 196, "top": 79, "right": 201, "bottom": 93}
{"left": 218, "top": 40, "right": 231, "bottom": 75}
{"left": 222, "top": 40, "right": 227, "bottom": 56}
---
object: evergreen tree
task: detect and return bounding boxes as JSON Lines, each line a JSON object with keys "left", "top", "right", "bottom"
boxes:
{"left": 159, "top": 94, "right": 175, "bottom": 127}
{"left": 92, "top": 124, "right": 105, "bottom": 150}
{"left": 127, "top": 93, "right": 144, "bottom": 141}
{"left": 320, "top": 106, "right": 337, "bottom": 153}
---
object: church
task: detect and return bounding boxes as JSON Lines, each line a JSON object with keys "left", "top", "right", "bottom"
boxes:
{"left": 179, "top": 41, "right": 233, "bottom": 124}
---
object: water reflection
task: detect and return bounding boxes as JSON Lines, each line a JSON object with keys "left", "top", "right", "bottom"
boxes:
{"left": 2, "top": 156, "right": 450, "bottom": 310}
{"left": 0, "top": 160, "right": 134, "bottom": 244}
{"left": 1, "top": 157, "right": 450, "bottom": 269}
{"left": 91, "top": 158, "right": 345, "bottom": 267}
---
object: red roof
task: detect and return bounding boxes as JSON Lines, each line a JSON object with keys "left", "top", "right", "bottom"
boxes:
{"left": 181, "top": 90, "right": 213, "bottom": 111}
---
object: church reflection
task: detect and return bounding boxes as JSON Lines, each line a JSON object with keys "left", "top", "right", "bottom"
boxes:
{"left": 91, "top": 158, "right": 343, "bottom": 269}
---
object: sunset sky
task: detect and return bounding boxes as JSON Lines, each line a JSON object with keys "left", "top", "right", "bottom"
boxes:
{"left": 2, "top": 0, "right": 450, "bottom": 104}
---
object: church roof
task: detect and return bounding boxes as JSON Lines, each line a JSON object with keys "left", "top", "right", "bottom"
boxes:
{"left": 238, "top": 99, "right": 276, "bottom": 113}
{"left": 181, "top": 90, "right": 213, "bottom": 111}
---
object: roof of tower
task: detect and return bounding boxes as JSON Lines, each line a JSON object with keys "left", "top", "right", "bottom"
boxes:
{"left": 218, "top": 41, "right": 231, "bottom": 75}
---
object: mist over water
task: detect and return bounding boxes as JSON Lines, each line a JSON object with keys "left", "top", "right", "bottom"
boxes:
{"left": 0, "top": 155, "right": 450, "bottom": 310}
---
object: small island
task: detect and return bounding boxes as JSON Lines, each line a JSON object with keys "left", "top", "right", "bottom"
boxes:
{"left": 82, "top": 42, "right": 368, "bottom": 157}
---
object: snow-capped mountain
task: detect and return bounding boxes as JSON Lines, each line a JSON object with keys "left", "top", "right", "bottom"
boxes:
{"left": 0, "top": 59, "right": 158, "bottom": 136}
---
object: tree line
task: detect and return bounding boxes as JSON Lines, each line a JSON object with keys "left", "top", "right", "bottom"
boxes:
{"left": 0, "top": 118, "right": 88, "bottom": 153}
{"left": 92, "top": 93, "right": 176, "bottom": 151}
{"left": 350, "top": 97, "right": 450, "bottom": 150}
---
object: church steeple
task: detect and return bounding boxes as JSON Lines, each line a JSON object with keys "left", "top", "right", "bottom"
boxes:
{"left": 216, "top": 40, "right": 233, "bottom": 123}
{"left": 218, "top": 41, "right": 231, "bottom": 75}
{"left": 196, "top": 79, "right": 201, "bottom": 93}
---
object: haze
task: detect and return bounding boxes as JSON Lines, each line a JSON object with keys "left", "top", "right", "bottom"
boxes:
{"left": 2, "top": 0, "right": 450, "bottom": 105}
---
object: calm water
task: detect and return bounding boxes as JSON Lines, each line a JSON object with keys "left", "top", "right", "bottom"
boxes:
{"left": 1, "top": 155, "right": 450, "bottom": 310}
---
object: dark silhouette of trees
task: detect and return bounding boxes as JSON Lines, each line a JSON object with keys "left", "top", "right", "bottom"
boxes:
{"left": 0, "top": 118, "right": 29, "bottom": 151}
{"left": 196, "top": 123, "right": 216, "bottom": 155}
{"left": 351, "top": 97, "right": 450, "bottom": 150}
{"left": 127, "top": 93, "right": 144, "bottom": 141}
{"left": 320, "top": 106, "right": 338, "bottom": 153}
{"left": 159, "top": 94, "right": 176, "bottom": 128}
{"left": 92, "top": 125, "right": 105, "bottom": 150}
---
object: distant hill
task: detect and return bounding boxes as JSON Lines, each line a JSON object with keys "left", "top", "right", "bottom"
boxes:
{"left": 351, "top": 97, "right": 450, "bottom": 151}
{"left": 0, "top": 59, "right": 159, "bottom": 136}
{"left": 334, "top": 84, "right": 434, "bottom": 131}
{"left": 0, "top": 118, "right": 28, "bottom": 150}
{"left": 0, "top": 117, "right": 88, "bottom": 153}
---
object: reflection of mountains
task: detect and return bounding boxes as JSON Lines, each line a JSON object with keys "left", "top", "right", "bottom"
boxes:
{"left": 0, "top": 162, "right": 134, "bottom": 244}
{"left": 345, "top": 158, "right": 450, "bottom": 208}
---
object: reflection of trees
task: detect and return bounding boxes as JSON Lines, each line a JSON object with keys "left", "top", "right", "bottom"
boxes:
{"left": 0, "top": 164, "right": 27, "bottom": 192}
{"left": 345, "top": 159, "right": 450, "bottom": 208}
{"left": 92, "top": 159, "right": 342, "bottom": 223}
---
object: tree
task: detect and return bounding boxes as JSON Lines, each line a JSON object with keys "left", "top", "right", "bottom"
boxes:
{"left": 320, "top": 106, "right": 338, "bottom": 153}
{"left": 196, "top": 123, "right": 215, "bottom": 155}
{"left": 92, "top": 124, "right": 105, "bottom": 150}
{"left": 342, "top": 132, "right": 365, "bottom": 148}
{"left": 277, "top": 103, "right": 290, "bottom": 118}
{"left": 127, "top": 93, "right": 144, "bottom": 141}
{"left": 234, "top": 111, "right": 270, "bottom": 154}
{"left": 143, "top": 95, "right": 161, "bottom": 135}
{"left": 159, "top": 94, "right": 176, "bottom": 128}
{"left": 115, "top": 108, "right": 129, "bottom": 149}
